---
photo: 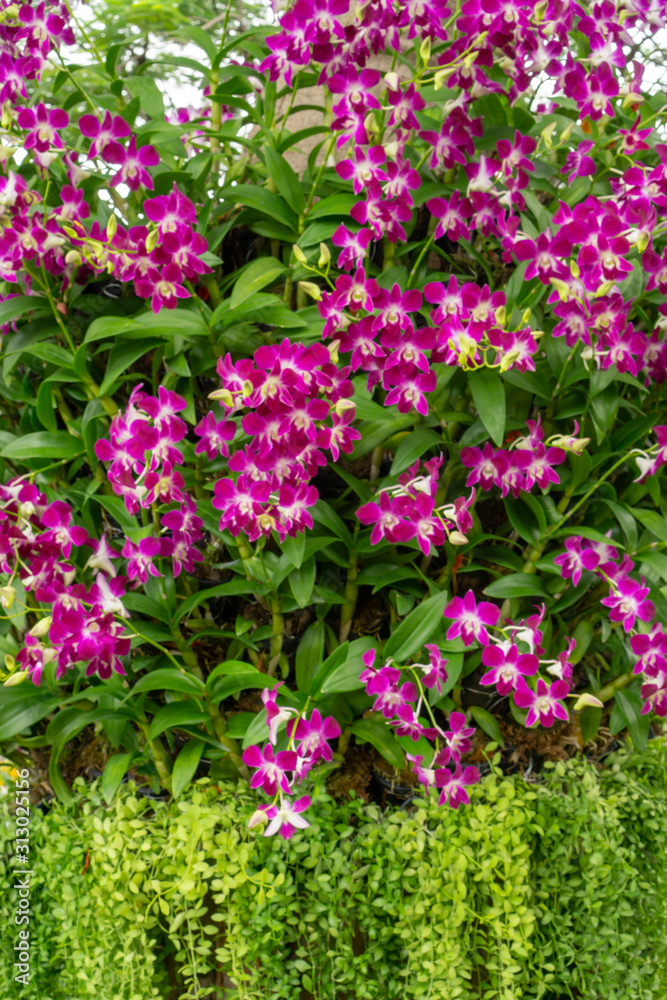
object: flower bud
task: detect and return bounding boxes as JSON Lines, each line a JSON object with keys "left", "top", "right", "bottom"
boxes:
{"left": 573, "top": 692, "right": 604, "bottom": 711}
{"left": 494, "top": 304, "right": 506, "bottom": 326}
{"left": 65, "top": 250, "right": 83, "bottom": 266}
{"left": 4, "top": 669, "right": 27, "bottom": 687}
{"left": 29, "top": 616, "right": 51, "bottom": 638}
{"left": 520, "top": 308, "right": 531, "bottom": 326}
{"left": 106, "top": 213, "right": 117, "bottom": 240}
{"left": 448, "top": 530, "right": 468, "bottom": 546}
{"left": 293, "top": 245, "right": 307, "bottom": 265}
{"left": 146, "top": 228, "right": 160, "bottom": 252}
{"left": 622, "top": 91, "right": 645, "bottom": 109}
{"left": 298, "top": 280, "right": 322, "bottom": 301}
{"left": 247, "top": 808, "right": 269, "bottom": 830}
{"left": 334, "top": 397, "right": 356, "bottom": 416}
{"left": 208, "top": 387, "right": 235, "bottom": 408}
{"left": 384, "top": 71, "right": 400, "bottom": 92}
{"left": 499, "top": 348, "right": 522, "bottom": 373}
{"left": 1, "top": 100, "right": 13, "bottom": 129}
{"left": 560, "top": 121, "right": 574, "bottom": 143}
{"left": 328, "top": 339, "right": 340, "bottom": 363}
{"left": 540, "top": 122, "right": 556, "bottom": 149}
{"left": 549, "top": 276, "right": 571, "bottom": 302}
{"left": 419, "top": 36, "right": 431, "bottom": 63}
{"left": 434, "top": 66, "right": 456, "bottom": 90}
{"left": 0, "top": 585, "right": 15, "bottom": 610}
{"left": 317, "top": 242, "right": 330, "bottom": 268}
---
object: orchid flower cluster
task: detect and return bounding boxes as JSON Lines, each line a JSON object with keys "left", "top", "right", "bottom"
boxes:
{"left": 273, "top": 0, "right": 667, "bottom": 401}
{"left": 445, "top": 590, "right": 576, "bottom": 726}
{"left": 0, "top": 478, "right": 129, "bottom": 685}
{"left": 503, "top": 198, "right": 667, "bottom": 383}
{"left": 94, "top": 384, "right": 210, "bottom": 580}
{"left": 460, "top": 417, "right": 579, "bottom": 498}
{"left": 209, "top": 339, "right": 360, "bottom": 541}
{"left": 0, "top": 0, "right": 210, "bottom": 315}
{"left": 356, "top": 454, "right": 475, "bottom": 556}
{"left": 360, "top": 645, "right": 481, "bottom": 809}
{"left": 244, "top": 685, "right": 341, "bottom": 839}
{"left": 554, "top": 534, "right": 665, "bottom": 717}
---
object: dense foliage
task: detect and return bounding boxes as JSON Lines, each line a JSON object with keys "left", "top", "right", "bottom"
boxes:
{"left": 0, "top": 0, "right": 666, "bottom": 840}
{"left": 1, "top": 743, "right": 666, "bottom": 1000}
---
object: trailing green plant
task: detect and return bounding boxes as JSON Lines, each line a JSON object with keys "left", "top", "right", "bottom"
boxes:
{"left": 1, "top": 742, "right": 666, "bottom": 999}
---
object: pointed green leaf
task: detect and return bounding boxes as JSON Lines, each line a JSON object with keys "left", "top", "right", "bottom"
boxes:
{"left": 264, "top": 146, "right": 305, "bottom": 215}
{"left": 172, "top": 739, "right": 205, "bottom": 798}
{"left": 229, "top": 258, "right": 289, "bottom": 310}
{"left": 384, "top": 590, "right": 449, "bottom": 663}
{"left": 469, "top": 368, "right": 506, "bottom": 447}
{"left": 101, "top": 753, "right": 133, "bottom": 804}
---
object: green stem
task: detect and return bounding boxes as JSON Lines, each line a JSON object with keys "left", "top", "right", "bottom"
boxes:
{"left": 148, "top": 738, "right": 172, "bottom": 790}
{"left": 407, "top": 233, "right": 435, "bottom": 289}
{"left": 268, "top": 595, "right": 284, "bottom": 676}
{"left": 207, "top": 701, "right": 247, "bottom": 774}
{"left": 595, "top": 672, "right": 632, "bottom": 702}
{"left": 339, "top": 550, "right": 358, "bottom": 644}
{"left": 305, "top": 133, "right": 338, "bottom": 213}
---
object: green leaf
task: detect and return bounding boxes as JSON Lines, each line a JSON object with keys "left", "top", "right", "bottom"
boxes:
{"left": 351, "top": 718, "right": 404, "bottom": 769}
{"left": 295, "top": 620, "right": 325, "bottom": 693}
{"left": 570, "top": 621, "right": 593, "bottom": 665}
{"left": 320, "top": 637, "right": 375, "bottom": 695}
{"left": 0, "top": 691, "right": 60, "bottom": 740}
{"left": 220, "top": 184, "right": 298, "bottom": 232}
{"left": 579, "top": 706, "right": 602, "bottom": 744}
{"left": 390, "top": 429, "right": 442, "bottom": 475}
{"left": 289, "top": 556, "right": 316, "bottom": 609}
{"left": 131, "top": 669, "right": 205, "bottom": 696}
{"left": 98, "top": 338, "right": 160, "bottom": 395}
{"left": 384, "top": 590, "right": 449, "bottom": 662}
{"left": 484, "top": 573, "right": 550, "bottom": 598}
{"left": 264, "top": 146, "right": 305, "bottom": 216}
{"left": 204, "top": 660, "right": 255, "bottom": 692}
{"left": 0, "top": 295, "right": 51, "bottom": 325}
{"left": 612, "top": 689, "right": 650, "bottom": 752}
{"left": 306, "top": 194, "right": 358, "bottom": 219}
{"left": 172, "top": 739, "right": 205, "bottom": 798}
{"left": 146, "top": 703, "right": 210, "bottom": 742}
{"left": 36, "top": 381, "right": 58, "bottom": 433}
{"left": 175, "top": 579, "right": 263, "bottom": 621}
{"left": 229, "top": 258, "right": 289, "bottom": 311}
{"left": 0, "top": 432, "right": 84, "bottom": 461}
{"left": 469, "top": 706, "right": 505, "bottom": 748}
{"left": 101, "top": 753, "right": 133, "bottom": 805}
{"left": 177, "top": 24, "right": 217, "bottom": 59}
{"left": 207, "top": 668, "right": 279, "bottom": 703}
{"left": 125, "top": 75, "right": 165, "bottom": 118}
{"left": 468, "top": 368, "right": 506, "bottom": 447}
{"left": 627, "top": 506, "right": 667, "bottom": 544}
{"left": 309, "top": 641, "right": 349, "bottom": 696}
{"left": 504, "top": 496, "right": 544, "bottom": 543}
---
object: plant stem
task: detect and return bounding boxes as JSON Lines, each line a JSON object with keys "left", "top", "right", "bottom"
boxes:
{"left": 339, "top": 549, "right": 358, "bottom": 643}
{"left": 149, "top": 738, "right": 172, "bottom": 790}
{"left": 268, "top": 595, "right": 284, "bottom": 676}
